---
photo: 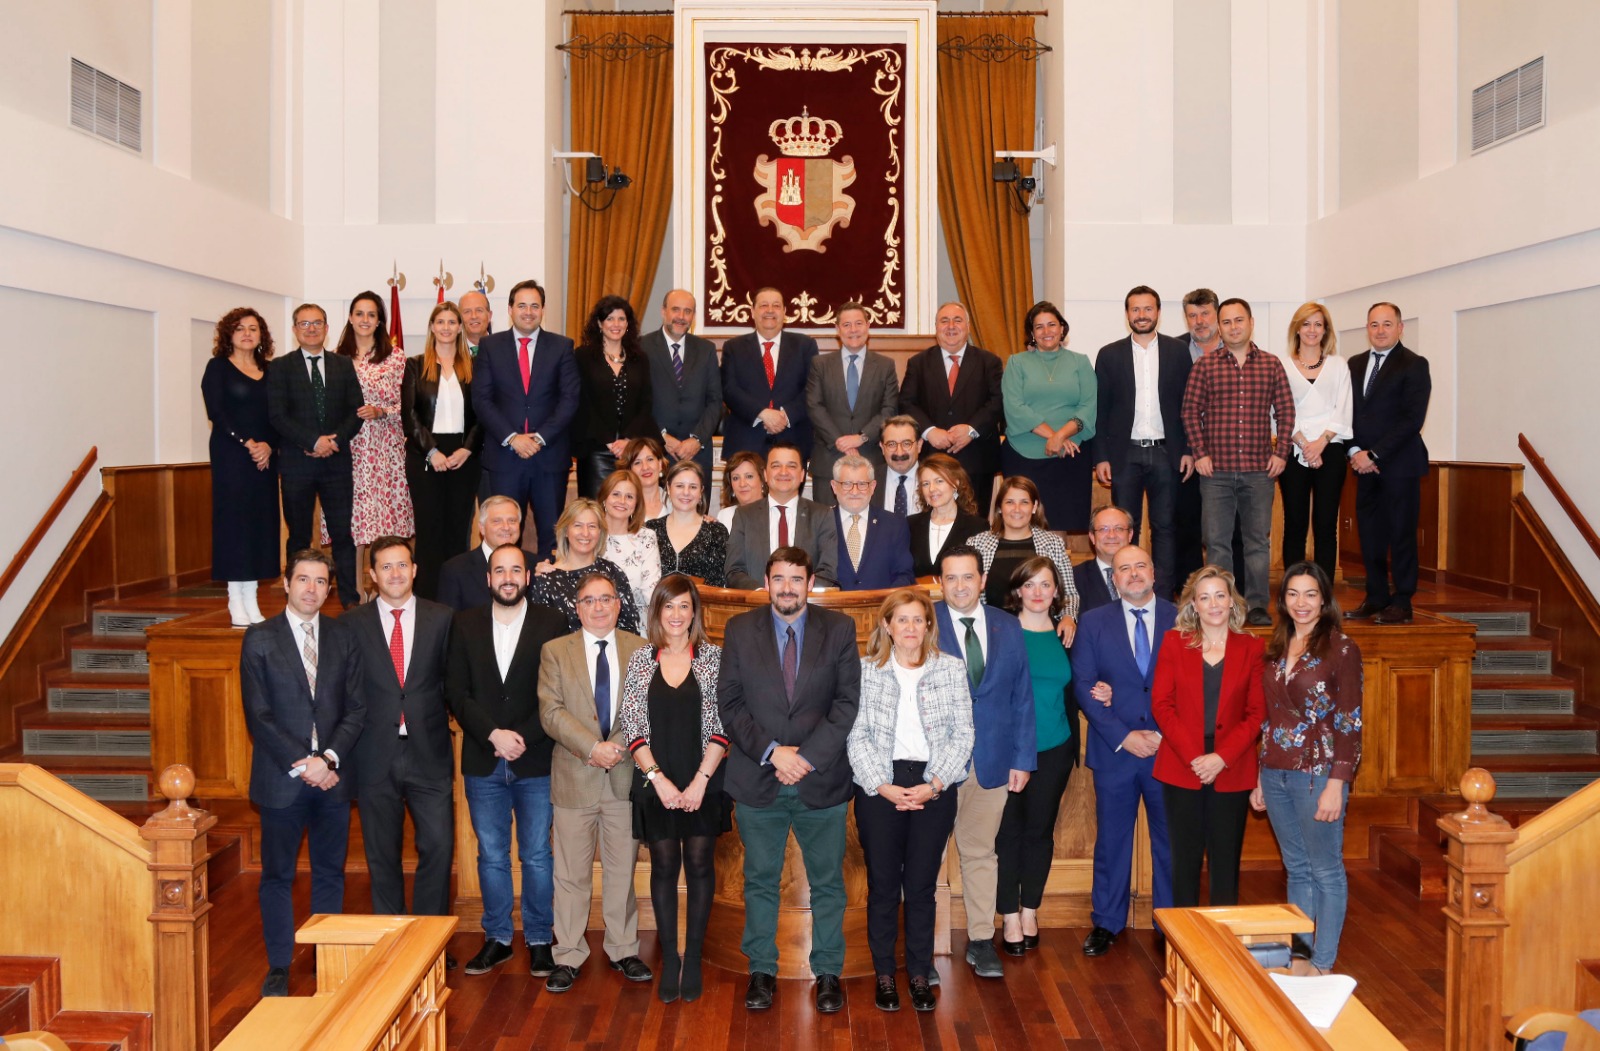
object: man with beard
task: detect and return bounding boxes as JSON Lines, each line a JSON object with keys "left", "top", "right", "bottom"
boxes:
{"left": 446, "top": 543, "right": 569, "bottom": 978}
{"left": 898, "top": 302, "right": 1005, "bottom": 515}
{"left": 437, "top": 495, "right": 524, "bottom": 611}
{"left": 875, "top": 415, "right": 924, "bottom": 517}
{"left": 1176, "top": 289, "right": 1231, "bottom": 592}
{"left": 718, "top": 547, "right": 861, "bottom": 1014}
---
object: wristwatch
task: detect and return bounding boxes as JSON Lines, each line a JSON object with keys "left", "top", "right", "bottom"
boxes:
{"left": 321, "top": 751, "right": 339, "bottom": 771}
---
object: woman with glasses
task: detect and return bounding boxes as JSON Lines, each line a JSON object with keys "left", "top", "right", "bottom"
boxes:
{"left": 1000, "top": 302, "right": 1098, "bottom": 533}
{"left": 967, "top": 476, "right": 1080, "bottom": 639}
{"left": 527, "top": 498, "right": 641, "bottom": 633}
{"left": 647, "top": 460, "right": 728, "bottom": 586}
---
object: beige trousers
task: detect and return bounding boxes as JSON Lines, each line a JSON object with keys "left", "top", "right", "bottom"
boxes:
{"left": 551, "top": 776, "right": 639, "bottom": 967}
{"left": 952, "top": 764, "right": 1010, "bottom": 941}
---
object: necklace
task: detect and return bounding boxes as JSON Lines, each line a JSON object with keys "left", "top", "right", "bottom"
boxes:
{"left": 1035, "top": 347, "right": 1066, "bottom": 383}
{"left": 1297, "top": 351, "right": 1325, "bottom": 371}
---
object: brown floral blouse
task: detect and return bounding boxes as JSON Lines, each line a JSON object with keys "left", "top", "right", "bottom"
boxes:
{"left": 1260, "top": 630, "right": 1364, "bottom": 782}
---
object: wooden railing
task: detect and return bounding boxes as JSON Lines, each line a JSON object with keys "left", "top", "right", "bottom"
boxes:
{"left": 0, "top": 763, "right": 212, "bottom": 1051}
{"left": 1439, "top": 769, "right": 1600, "bottom": 1051}
{"left": 1520, "top": 433, "right": 1600, "bottom": 562}
{"left": 0, "top": 446, "right": 97, "bottom": 603}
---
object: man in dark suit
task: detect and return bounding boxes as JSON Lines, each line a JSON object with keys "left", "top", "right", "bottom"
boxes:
{"left": 1176, "top": 289, "right": 1226, "bottom": 591}
{"left": 268, "top": 303, "right": 364, "bottom": 607}
{"left": 805, "top": 302, "right": 900, "bottom": 496}
{"left": 240, "top": 549, "right": 366, "bottom": 997}
{"left": 828, "top": 455, "right": 914, "bottom": 591}
{"left": 718, "top": 546, "right": 861, "bottom": 1013}
{"left": 720, "top": 287, "right": 819, "bottom": 463}
{"left": 1092, "top": 286, "right": 1194, "bottom": 599}
{"left": 446, "top": 543, "right": 570, "bottom": 978}
{"left": 1074, "top": 505, "right": 1134, "bottom": 615}
{"left": 935, "top": 545, "right": 1035, "bottom": 979}
{"left": 875, "top": 416, "right": 924, "bottom": 516}
{"left": 1347, "top": 302, "right": 1432, "bottom": 625}
{"left": 1072, "top": 545, "right": 1174, "bottom": 958}
{"left": 472, "top": 279, "right": 580, "bottom": 561}
{"left": 437, "top": 495, "right": 524, "bottom": 611}
{"left": 899, "top": 302, "right": 1005, "bottom": 516}
{"left": 725, "top": 442, "right": 839, "bottom": 588}
{"left": 642, "top": 289, "right": 722, "bottom": 481}
{"left": 343, "top": 537, "right": 455, "bottom": 934}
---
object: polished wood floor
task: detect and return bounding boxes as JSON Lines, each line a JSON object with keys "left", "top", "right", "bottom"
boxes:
{"left": 207, "top": 864, "right": 1447, "bottom": 1049}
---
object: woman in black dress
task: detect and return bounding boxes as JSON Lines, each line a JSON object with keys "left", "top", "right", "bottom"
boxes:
{"left": 646, "top": 460, "right": 728, "bottom": 586}
{"left": 907, "top": 453, "right": 989, "bottom": 579}
{"left": 573, "top": 296, "right": 657, "bottom": 498}
{"left": 617, "top": 575, "right": 729, "bottom": 1004}
{"left": 201, "top": 307, "right": 280, "bottom": 627}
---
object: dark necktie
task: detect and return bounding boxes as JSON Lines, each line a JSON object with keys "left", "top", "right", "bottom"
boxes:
{"left": 1132, "top": 608, "right": 1151, "bottom": 678}
{"left": 961, "top": 616, "right": 985, "bottom": 690}
{"left": 594, "top": 639, "right": 611, "bottom": 738}
{"left": 777, "top": 504, "right": 789, "bottom": 548}
{"left": 1364, "top": 352, "right": 1386, "bottom": 398}
{"left": 782, "top": 626, "right": 798, "bottom": 700}
{"left": 1104, "top": 565, "right": 1117, "bottom": 598}
{"left": 308, "top": 355, "right": 326, "bottom": 429}
{"left": 671, "top": 342, "right": 684, "bottom": 385}
{"left": 846, "top": 353, "right": 860, "bottom": 411}
{"left": 894, "top": 474, "right": 908, "bottom": 516}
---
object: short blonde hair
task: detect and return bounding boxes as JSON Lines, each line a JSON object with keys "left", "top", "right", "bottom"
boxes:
{"left": 553, "top": 499, "right": 608, "bottom": 564}
{"left": 1174, "top": 564, "right": 1247, "bottom": 643}
{"left": 1286, "top": 301, "right": 1338, "bottom": 359}
{"left": 865, "top": 588, "right": 941, "bottom": 668}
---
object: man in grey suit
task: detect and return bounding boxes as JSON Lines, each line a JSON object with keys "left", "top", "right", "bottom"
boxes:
{"left": 805, "top": 301, "right": 899, "bottom": 500}
{"left": 724, "top": 441, "right": 839, "bottom": 588}
{"left": 642, "top": 289, "right": 722, "bottom": 480}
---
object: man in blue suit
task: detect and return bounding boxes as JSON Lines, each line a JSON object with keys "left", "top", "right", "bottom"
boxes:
{"left": 720, "top": 287, "right": 818, "bottom": 463}
{"left": 829, "top": 455, "right": 914, "bottom": 591}
{"left": 1072, "top": 543, "right": 1174, "bottom": 957}
{"left": 471, "top": 279, "right": 579, "bottom": 561}
{"left": 934, "top": 545, "right": 1035, "bottom": 978}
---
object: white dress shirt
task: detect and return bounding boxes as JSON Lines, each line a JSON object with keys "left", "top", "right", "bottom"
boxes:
{"left": 767, "top": 496, "right": 801, "bottom": 553}
{"left": 1121, "top": 595, "right": 1160, "bottom": 661}
{"left": 374, "top": 594, "right": 417, "bottom": 676}
{"left": 881, "top": 466, "right": 922, "bottom": 514}
{"left": 432, "top": 368, "right": 465, "bottom": 435}
{"left": 583, "top": 628, "right": 620, "bottom": 696}
{"left": 491, "top": 600, "right": 529, "bottom": 681}
{"left": 891, "top": 656, "right": 931, "bottom": 762}
{"left": 840, "top": 509, "right": 871, "bottom": 564}
{"left": 944, "top": 602, "right": 988, "bottom": 666}
{"left": 1129, "top": 335, "right": 1164, "bottom": 441}
{"left": 751, "top": 331, "right": 784, "bottom": 428}
{"left": 926, "top": 517, "right": 956, "bottom": 563}
{"left": 300, "top": 346, "right": 329, "bottom": 383}
{"left": 282, "top": 608, "right": 336, "bottom": 766}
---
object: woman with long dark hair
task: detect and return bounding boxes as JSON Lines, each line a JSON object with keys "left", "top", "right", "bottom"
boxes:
{"left": 403, "top": 301, "right": 481, "bottom": 599}
{"left": 574, "top": 295, "right": 657, "bottom": 498}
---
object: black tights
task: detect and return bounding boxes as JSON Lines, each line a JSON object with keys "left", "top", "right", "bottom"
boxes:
{"left": 648, "top": 835, "right": 717, "bottom": 957}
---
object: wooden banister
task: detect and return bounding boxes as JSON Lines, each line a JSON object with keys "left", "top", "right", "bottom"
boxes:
{"left": 1519, "top": 433, "right": 1600, "bottom": 562}
{"left": 140, "top": 764, "right": 217, "bottom": 1051}
{"left": 0, "top": 763, "right": 151, "bottom": 862}
{"left": 0, "top": 446, "right": 97, "bottom": 603}
{"left": 1437, "top": 769, "right": 1516, "bottom": 1051}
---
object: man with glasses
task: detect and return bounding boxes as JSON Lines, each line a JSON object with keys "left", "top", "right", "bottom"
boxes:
{"left": 875, "top": 415, "right": 925, "bottom": 516}
{"left": 1075, "top": 506, "right": 1135, "bottom": 614}
{"left": 828, "top": 455, "right": 913, "bottom": 591}
{"left": 268, "top": 303, "right": 365, "bottom": 607}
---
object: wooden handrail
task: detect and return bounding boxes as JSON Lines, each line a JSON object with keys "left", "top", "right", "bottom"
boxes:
{"left": 1505, "top": 776, "right": 1600, "bottom": 864}
{"left": 0, "top": 763, "right": 151, "bottom": 862}
{"left": 0, "top": 446, "right": 98, "bottom": 603}
{"left": 1519, "top": 433, "right": 1600, "bottom": 562}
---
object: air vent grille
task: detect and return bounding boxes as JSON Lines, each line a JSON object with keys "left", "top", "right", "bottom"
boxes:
{"left": 1472, "top": 688, "right": 1574, "bottom": 716}
{"left": 23, "top": 729, "right": 151, "bottom": 757}
{"left": 1491, "top": 772, "right": 1600, "bottom": 799}
{"left": 94, "top": 611, "right": 179, "bottom": 637}
{"left": 1471, "top": 649, "right": 1550, "bottom": 675}
{"left": 1447, "top": 611, "right": 1530, "bottom": 636}
{"left": 71, "top": 648, "right": 149, "bottom": 673}
{"left": 48, "top": 687, "right": 151, "bottom": 714}
{"left": 1471, "top": 56, "right": 1544, "bottom": 154}
{"left": 70, "top": 58, "right": 142, "bottom": 153}
{"left": 1471, "top": 730, "right": 1596, "bottom": 755}
{"left": 59, "top": 774, "right": 150, "bottom": 803}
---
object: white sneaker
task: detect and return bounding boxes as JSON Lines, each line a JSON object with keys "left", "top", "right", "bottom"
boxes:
{"left": 241, "top": 582, "right": 266, "bottom": 624}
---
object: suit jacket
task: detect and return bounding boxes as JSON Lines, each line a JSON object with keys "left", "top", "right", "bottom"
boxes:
{"left": 717, "top": 604, "right": 861, "bottom": 808}
{"left": 725, "top": 496, "right": 840, "bottom": 589}
{"left": 1150, "top": 629, "right": 1265, "bottom": 793}
{"left": 719, "top": 330, "right": 819, "bottom": 460}
{"left": 342, "top": 597, "right": 455, "bottom": 786}
{"left": 935, "top": 602, "right": 1036, "bottom": 789}
{"left": 848, "top": 653, "right": 974, "bottom": 794}
{"left": 1091, "top": 334, "right": 1193, "bottom": 472}
{"left": 572, "top": 345, "right": 657, "bottom": 455}
{"left": 899, "top": 343, "right": 1005, "bottom": 480}
{"left": 1348, "top": 342, "right": 1431, "bottom": 478}
{"left": 267, "top": 349, "right": 364, "bottom": 473}
{"left": 641, "top": 329, "right": 722, "bottom": 446}
{"left": 437, "top": 547, "right": 492, "bottom": 612}
{"left": 832, "top": 506, "right": 915, "bottom": 591}
{"left": 1071, "top": 598, "right": 1178, "bottom": 771}
{"left": 472, "top": 328, "right": 580, "bottom": 473}
{"left": 401, "top": 355, "right": 482, "bottom": 469}
{"left": 447, "top": 600, "right": 569, "bottom": 778}
{"left": 805, "top": 348, "right": 900, "bottom": 489}
{"left": 1072, "top": 557, "right": 1119, "bottom": 616}
{"left": 240, "top": 613, "right": 366, "bottom": 807}
{"left": 907, "top": 510, "right": 989, "bottom": 579}
{"left": 538, "top": 629, "right": 647, "bottom": 808}
{"left": 875, "top": 462, "right": 922, "bottom": 515}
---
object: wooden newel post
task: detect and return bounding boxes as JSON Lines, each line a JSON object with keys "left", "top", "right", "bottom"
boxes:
{"left": 1438, "top": 767, "right": 1516, "bottom": 1051}
{"left": 140, "top": 764, "right": 217, "bottom": 1051}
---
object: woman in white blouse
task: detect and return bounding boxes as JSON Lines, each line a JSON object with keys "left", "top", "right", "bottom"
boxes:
{"left": 598, "top": 468, "right": 662, "bottom": 608}
{"left": 1278, "top": 302, "right": 1352, "bottom": 579}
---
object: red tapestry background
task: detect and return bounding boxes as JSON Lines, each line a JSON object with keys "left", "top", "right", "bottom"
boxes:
{"left": 703, "top": 42, "right": 907, "bottom": 331}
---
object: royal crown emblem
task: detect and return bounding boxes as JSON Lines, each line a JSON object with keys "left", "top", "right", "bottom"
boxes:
{"left": 754, "top": 104, "right": 856, "bottom": 253}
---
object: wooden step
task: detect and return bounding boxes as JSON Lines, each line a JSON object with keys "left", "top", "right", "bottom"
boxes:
{"left": 1374, "top": 828, "right": 1447, "bottom": 900}
{"left": 0, "top": 956, "right": 61, "bottom": 1029}
{"left": 20, "top": 712, "right": 151, "bottom": 761}
{"left": 1472, "top": 674, "right": 1577, "bottom": 716}
{"left": 1413, "top": 794, "right": 1567, "bottom": 837}
{"left": 1472, "top": 636, "right": 1553, "bottom": 676}
{"left": 1429, "top": 606, "right": 1531, "bottom": 637}
{"left": 45, "top": 1010, "right": 151, "bottom": 1051}
{"left": 65, "top": 636, "right": 150, "bottom": 676}
{"left": 1471, "top": 714, "right": 1599, "bottom": 756}
{"left": 1471, "top": 754, "right": 1600, "bottom": 799}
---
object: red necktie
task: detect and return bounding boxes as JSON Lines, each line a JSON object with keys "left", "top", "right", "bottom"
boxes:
{"left": 518, "top": 336, "right": 532, "bottom": 393}
{"left": 947, "top": 353, "right": 960, "bottom": 396}
{"left": 389, "top": 609, "right": 407, "bottom": 735}
{"left": 762, "top": 341, "right": 776, "bottom": 408}
{"left": 777, "top": 504, "right": 789, "bottom": 548}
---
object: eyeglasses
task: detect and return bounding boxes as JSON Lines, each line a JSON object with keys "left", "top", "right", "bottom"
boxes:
{"left": 295, "top": 320, "right": 327, "bottom": 329}
{"left": 882, "top": 439, "right": 919, "bottom": 451}
{"left": 834, "top": 481, "right": 873, "bottom": 492}
{"left": 1092, "top": 525, "right": 1132, "bottom": 536}
{"left": 577, "top": 595, "right": 618, "bottom": 609}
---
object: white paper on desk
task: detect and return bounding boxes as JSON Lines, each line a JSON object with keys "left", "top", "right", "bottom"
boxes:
{"left": 1270, "top": 973, "right": 1358, "bottom": 1029}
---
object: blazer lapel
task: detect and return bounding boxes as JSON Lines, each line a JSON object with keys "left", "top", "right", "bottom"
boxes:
{"left": 274, "top": 617, "right": 315, "bottom": 705}
{"left": 363, "top": 603, "right": 404, "bottom": 689}
{"left": 502, "top": 602, "right": 542, "bottom": 686}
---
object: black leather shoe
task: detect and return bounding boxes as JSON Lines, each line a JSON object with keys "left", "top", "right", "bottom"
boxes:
{"left": 546, "top": 965, "right": 580, "bottom": 993}
{"left": 1083, "top": 926, "right": 1118, "bottom": 957}
{"left": 1374, "top": 604, "right": 1414, "bottom": 625}
{"left": 465, "top": 939, "right": 513, "bottom": 975}
{"left": 965, "top": 939, "right": 1004, "bottom": 978}
{"left": 610, "top": 955, "right": 653, "bottom": 982}
{"left": 1001, "top": 937, "right": 1025, "bottom": 957}
{"left": 445, "top": 953, "right": 458, "bottom": 971}
{"left": 1245, "top": 608, "right": 1273, "bottom": 627}
{"left": 1023, "top": 933, "right": 1041, "bottom": 950}
{"left": 261, "top": 966, "right": 289, "bottom": 997}
{"left": 874, "top": 974, "right": 900, "bottom": 1012}
{"left": 745, "top": 971, "right": 776, "bottom": 1010}
{"left": 814, "top": 973, "right": 844, "bottom": 1013}
{"left": 1346, "top": 600, "right": 1385, "bottom": 620}
{"left": 528, "top": 943, "right": 556, "bottom": 977}
{"left": 908, "top": 975, "right": 936, "bottom": 1012}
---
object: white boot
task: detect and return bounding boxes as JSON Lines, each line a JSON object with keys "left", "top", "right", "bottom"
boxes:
{"left": 241, "top": 581, "right": 266, "bottom": 624}
{"left": 227, "top": 581, "right": 249, "bottom": 628}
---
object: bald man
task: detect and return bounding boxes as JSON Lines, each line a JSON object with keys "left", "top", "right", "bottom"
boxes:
{"left": 898, "top": 301, "right": 1005, "bottom": 516}
{"left": 642, "top": 289, "right": 722, "bottom": 479}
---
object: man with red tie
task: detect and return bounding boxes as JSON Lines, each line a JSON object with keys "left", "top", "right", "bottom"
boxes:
{"left": 720, "top": 287, "right": 819, "bottom": 465}
{"left": 472, "top": 279, "right": 579, "bottom": 561}
{"left": 899, "top": 301, "right": 1005, "bottom": 517}
{"left": 724, "top": 442, "right": 839, "bottom": 589}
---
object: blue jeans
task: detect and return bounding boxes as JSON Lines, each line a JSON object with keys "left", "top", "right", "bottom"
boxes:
{"left": 1260, "top": 767, "right": 1349, "bottom": 969}
{"left": 1198, "top": 470, "right": 1274, "bottom": 611}
{"left": 463, "top": 759, "right": 553, "bottom": 946}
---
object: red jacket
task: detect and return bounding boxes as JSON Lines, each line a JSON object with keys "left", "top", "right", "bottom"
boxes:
{"left": 1151, "top": 629, "right": 1265, "bottom": 792}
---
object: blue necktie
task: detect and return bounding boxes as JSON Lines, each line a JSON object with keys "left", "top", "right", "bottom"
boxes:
{"left": 846, "top": 353, "right": 860, "bottom": 412}
{"left": 1132, "top": 608, "right": 1151, "bottom": 678}
{"left": 671, "top": 342, "right": 684, "bottom": 386}
{"left": 894, "top": 474, "right": 908, "bottom": 516}
{"left": 1364, "top": 352, "right": 1386, "bottom": 398}
{"left": 594, "top": 640, "right": 611, "bottom": 738}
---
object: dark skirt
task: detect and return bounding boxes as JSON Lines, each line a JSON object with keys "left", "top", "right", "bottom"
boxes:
{"left": 203, "top": 358, "right": 281, "bottom": 581}
{"left": 632, "top": 667, "right": 732, "bottom": 842}
{"left": 1001, "top": 443, "right": 1093, "bottom": 532}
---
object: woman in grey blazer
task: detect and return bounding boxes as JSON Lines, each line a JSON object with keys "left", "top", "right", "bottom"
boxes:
{"left": 847, "top": 588, "right": 974, "bottom": 1013}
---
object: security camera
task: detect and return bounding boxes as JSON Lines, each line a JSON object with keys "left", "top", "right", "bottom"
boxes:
{"left": 605, "top": 168, "right": 632, "bottom": 191}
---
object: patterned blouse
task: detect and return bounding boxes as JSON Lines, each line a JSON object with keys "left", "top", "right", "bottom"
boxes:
{"left": 525, "top": 557, "right": 641, "bottom": 635}
{"left": 1260, "top": 630, "right": 1364, "bottom": 782}
{"left": 967, "top": 527, "right": 1081, "bottom": 620}
{"left": 646, "top": 516, "right": 729, "bottom": 588}
{"left": 606, "top": 529, "right": 662, "bottom": 609}
{"left": 618, "top": 643, "right": 728, "bottom": 756}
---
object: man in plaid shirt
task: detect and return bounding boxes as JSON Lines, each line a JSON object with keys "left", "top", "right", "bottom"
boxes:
{"left": 1179, "top": 298, "right": 1295, "bottom": 624}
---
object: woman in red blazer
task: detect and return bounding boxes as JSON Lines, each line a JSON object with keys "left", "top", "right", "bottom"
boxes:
{"left": 1151, "top": 565, "right": 1265, "bottom": 909}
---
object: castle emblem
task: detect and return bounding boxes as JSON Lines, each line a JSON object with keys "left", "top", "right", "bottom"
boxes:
{"left": 753, "top": 106, "right": 857, "bottom": 253}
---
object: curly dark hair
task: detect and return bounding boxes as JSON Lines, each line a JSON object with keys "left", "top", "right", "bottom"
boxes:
{"left": 334, "top": 290, "right": 394, "bottom": 364}
{"left": 211, "top": 307, "right": 275, "bottom": 369}
{"left": 580, "top": 294, "right": 641, "bottom": 357}
{"left": 1023, "top": 300, "right": 1070, "bottom": 348}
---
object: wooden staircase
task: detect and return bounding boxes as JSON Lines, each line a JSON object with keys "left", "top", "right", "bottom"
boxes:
{"left": 0, "top": 954, "right": 151, "bottom": 1050}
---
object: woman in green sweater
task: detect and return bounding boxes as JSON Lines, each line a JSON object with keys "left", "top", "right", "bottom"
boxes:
{"left": 1000, "top": 301, "right": 1098, "bottom": 532}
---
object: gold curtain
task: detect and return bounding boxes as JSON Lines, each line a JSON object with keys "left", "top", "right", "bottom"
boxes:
{"left": 563, "top": 14, "right": 674, "bottom": 339}
{"left": 936, "top": 15, "right": 1038, "bottom": 359}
